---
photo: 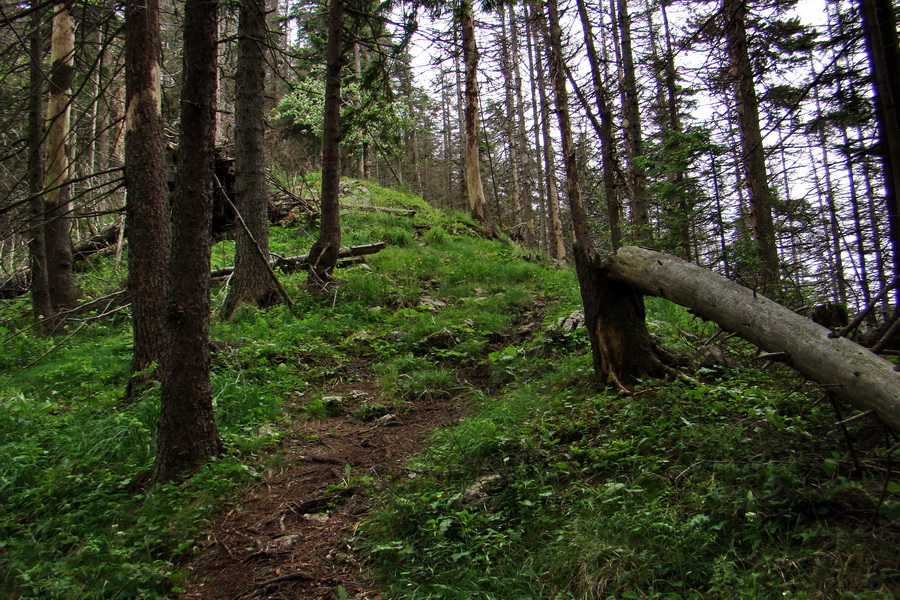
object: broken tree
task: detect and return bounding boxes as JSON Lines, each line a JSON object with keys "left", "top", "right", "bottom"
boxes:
{"left": 605, "top": 246, "right": 900, "bottom": 432}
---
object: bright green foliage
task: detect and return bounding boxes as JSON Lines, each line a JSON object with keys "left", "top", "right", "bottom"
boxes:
{"left": 3, "top": 179, "right": 896, "bottom": 599}
{"left": 0, "top": 382, "right": 258, "bottom": 599}
{"left": 0, "top": 179, "right": 575, "bottom": 599}
{"left": 361, "top": 302, "right": 900, "bottom": 599}
{"left": 274, "top": 72, "right": 412, "bottom": 159}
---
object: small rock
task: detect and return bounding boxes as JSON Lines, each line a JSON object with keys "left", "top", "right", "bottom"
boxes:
{"left": 557, "top": 310, "right": 585, "bottom": 331}
{"left": 699, "top": 344, "right": 738, "bottom": 369}
{"left": 418, "top": 328, "right": 459, "bottom": 349}
{"left": 461, "top": 474, "right": 506, "bottom": 505}
{"left": 268, "top": 534, "right": 301, "bottom": 553}
{"left": 375, "top": 413, "right": 401, "bottom": 427}
{"left": 418, "top": 296, "right": 448, "bottom": 311}
{"left": 305, "top": 513, "right": 331, "bottom": 523}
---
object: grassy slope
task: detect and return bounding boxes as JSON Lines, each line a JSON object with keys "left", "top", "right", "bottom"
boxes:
{"left": 0, "top": 180, "right": 897, "bottom": 599}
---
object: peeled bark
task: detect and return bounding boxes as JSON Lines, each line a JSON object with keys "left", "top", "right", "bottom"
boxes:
{"left": 540, "top": 0, "right": 658, "bottom": 389}
{"left": 125, "top": 0, "right": 169, "bottom": 395}
{"left": 44, "top": 1, "right": 78, "bottom": 313}
{"left": 609, "top": 246, "right": 900, "bottom": 432}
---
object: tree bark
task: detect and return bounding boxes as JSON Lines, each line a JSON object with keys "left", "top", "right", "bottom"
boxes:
{"left": 723, "top": 0, "right": 780, "bottom": 289}
{"left": 540, "top": 0, "right": 589, "bottom": 249}
{"left": 460, "top": 0, "right": 495, "bottom": 236}
{"left": 609, "top": 246, "right": 900, "bottom": 432}
{"left": 529, "top": 7, "right": 566, "bottom": 263}
{"left": 858, "top": 0, "right": 900, "bottom": 294}
{"left": 224, "top": 0, "right": 276, "bottom": 317}
{"left": 508, "top": 3, "right": 536, "bottom": 249}
{"left": 154, "top": 0, "right": 223, "bottom": 482}
{"left": 575, "top": 0, "right": 621, "bottom": 252}
{"left": 353, "top": 42, "right": 367, "bottom": 180}
{"left": 306, "top": 0, "right": 344, "bottom": 292}
{"left": 540, "top": 0, "right": 658, "bottom": 388}
{"left": 44, "top": 0, "right": 78, "bottom": 314}
{"left": 614, "top": 0, "right": 650, "bottom": 244}
{"left": 498, "top": 4, "right": 524, "bottom": 243}
{"left": 654, "top": 2, "right": 692, "bottom": 261}
{"left": 125, "top": 0, "right": 170, "bottom": 396}
{"left": 28, "top": 1, "right": 53, "bottom": 332}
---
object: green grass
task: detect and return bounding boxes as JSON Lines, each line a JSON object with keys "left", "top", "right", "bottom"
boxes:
{"left": 0, "top": 179, "right": 577, "bottom": 599}
{"left": 2, "top": 179, "right": 897, "bottom": 599}
{"left": 360, "top": 316, "right": 900, "bottom": 599}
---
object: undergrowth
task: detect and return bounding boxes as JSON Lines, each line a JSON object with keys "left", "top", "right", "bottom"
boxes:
{"left": 3, "top": 178, "right": 898, "bottom": 599}
{"left": 0, "top": 181, "right": 573, "bottom": 599}
{"left": 360, "top": 302, "right": 900, "bottom": 599}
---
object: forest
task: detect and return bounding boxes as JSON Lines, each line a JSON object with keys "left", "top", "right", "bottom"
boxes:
{"left": 1, "top": 0, "right": 900, "bottom": 597}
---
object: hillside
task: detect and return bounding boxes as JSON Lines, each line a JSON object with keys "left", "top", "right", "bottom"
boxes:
{"left": 1, "top": 182, "right": 898, "bottom": 600}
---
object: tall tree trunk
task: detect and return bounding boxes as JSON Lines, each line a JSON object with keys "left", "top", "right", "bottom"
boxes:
{"left": 723, "top": 0, "right": 780, "bottom": 289}
{"left": 80, "top": 22, "right": 101, "bottom": 233}
{"left": 710, "top": 151, "right": 731, "bottom": 276}
{"left": 454, "top": 22, "right": 467, "bottom": 212}
{"left": 524, "top": 1, "right": 548, "bottom": 251}
{"left": 498, "top": 4, "right": 524, "bottom": 242}
{"left": 812, "top": 109, "right": 848, "bottom": 304}
{"left": 44, "top": 0, "right": 78, "bottom": 314}
{"left": 841, "top": 125, "right": 874, "bottom": 313}
{"left": 539, "top": 0, "right": 658, "bottom": 387}
{"left": 858, "top": 0, "right": 900, "bottom": 294}
{"left": 153, "top": 0, "right": 224, "bottom": 482}
{"left": 460, "top": 0, "right": 495, "bottom": 236}
{"left": 575, "top": 0, "right": 621, "bottom": 251}
{"left": 353, "top": 42, "right": 367, "bottom": 180}
{"left": 656, "top": 1, "right": 691, "bottom": 260}
{"left": 614, "top": 0, "right": 650, "bottom": 244}
{"left": 440, "top": 68, "right": 454, "bottom": 209}
{"left": 94, "top": 15, "right": 114, "bottom": 214}
{"left": 125, "top": 0, "right": 170, "bottom": 396}
{"left": 224, "top": 0, "right": 276, "bottom": 317}
{"left": 28, "top": 1, "right": 53, "bottom": 332}
{"left": 862, "top": 150, "right": 890, "bottom": 306}
{"left": 306, "top": 0, "right": 344, "bottom": 292}
{"left": 530, "top": 9, "right": 566, "bottom": 263}
{"left": 402, "top": 54, "right": 423, "bottom": 196}
{"left": 509, "top": 4, "right": 536, "bottom": 248}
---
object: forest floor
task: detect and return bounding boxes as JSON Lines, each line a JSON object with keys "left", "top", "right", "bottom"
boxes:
{"left": 176, "top": 368, "right": 480, "bottom": 600}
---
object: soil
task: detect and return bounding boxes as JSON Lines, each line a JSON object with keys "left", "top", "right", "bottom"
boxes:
{"left": 175, "top": 376, "right": 473, "bottom": 600}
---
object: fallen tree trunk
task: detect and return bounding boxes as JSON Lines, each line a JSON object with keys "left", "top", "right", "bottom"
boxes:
{"left": 1, "top": 224, "right": 122, "bottom": 298}
{"left": 340, "top": 203, "right": 416, "bottom": 216}
{"left": 211, "top": 242, "right": 386, "bottom": 278}
{"left": 72, "top": 224, "right": 121, "bottom": 261}
{"left": 607, "top": 246, "right": 900, "bottom": 431}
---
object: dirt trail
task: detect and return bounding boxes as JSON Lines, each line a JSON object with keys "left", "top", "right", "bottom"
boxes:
{"left": 175, "top": 378, "right": 468, "bottom": 600}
